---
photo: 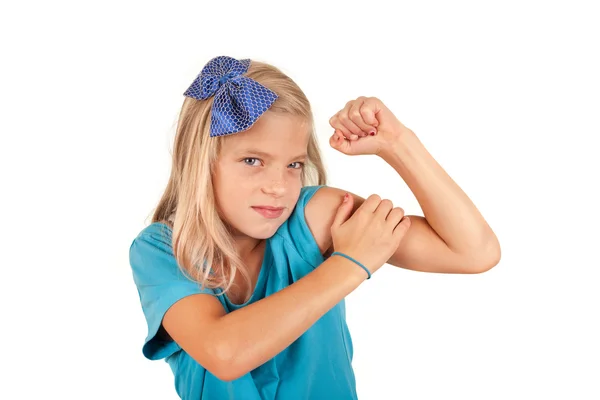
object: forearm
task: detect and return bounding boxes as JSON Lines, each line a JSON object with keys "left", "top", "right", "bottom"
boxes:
{"left": 215, "top": 255, "right": 366, "bottom": 379}
{"left": 380, "top": 130, "right": 499, "bottom": 257}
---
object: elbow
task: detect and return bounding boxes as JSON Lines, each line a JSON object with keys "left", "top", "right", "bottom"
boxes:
{"left": 471, "top": 243, "right": 502, "bottom": 274}
{"left": 204, "top": 340, "right": 247, "bottom": 382}
{"left": 213, "top": 368, "right": 242, "bottom": 383}
{"left": 472, "top": 231, "right": 502, "bottom": 273}
{"left": 454, "top": 240, "right": 501, "bottom": 274}
{"left": 469, "top": 258, "right": 500, "bottom": 274}
{"left": 213, "top": 365, "right": 245, "bottom": 383}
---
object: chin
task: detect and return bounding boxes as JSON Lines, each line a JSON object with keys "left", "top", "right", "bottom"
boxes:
{"left": 252, "top": 218, "right": 287, "bottom": 238}
{"left": 253, "top": 224, "right": 282, "bottom": 239}
{"left": 255, "top": 231, "right": 277, "bottom": 240}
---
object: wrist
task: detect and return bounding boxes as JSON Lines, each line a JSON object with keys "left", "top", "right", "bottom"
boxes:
{"left": 377, "top": 128, "right": 417, "bottom": 161}
{"left": 330, "top": 251, "right": 372, "bottom": 280}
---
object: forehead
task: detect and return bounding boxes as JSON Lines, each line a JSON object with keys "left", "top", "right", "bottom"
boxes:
{"left": 220, "top": 111, "right": 310, "bottom": 156}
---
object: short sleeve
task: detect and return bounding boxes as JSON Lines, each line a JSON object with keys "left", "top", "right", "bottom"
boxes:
{"left": 276, "top": 185, "right": 327, "bottom": 268}
{"left": 128, "top": 224, "right": 215, "bottom": 360}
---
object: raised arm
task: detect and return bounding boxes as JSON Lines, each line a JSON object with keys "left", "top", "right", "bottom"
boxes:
{"left": 306, "top": 186, "right": 499, "bottom": 274}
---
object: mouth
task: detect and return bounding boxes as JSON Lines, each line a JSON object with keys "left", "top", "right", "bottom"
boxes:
{"left": 252, "top": 206, "right": 284, "bottom": 219}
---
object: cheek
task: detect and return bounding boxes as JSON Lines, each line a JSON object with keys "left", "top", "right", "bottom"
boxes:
{"left": 215, "top": 163, "right": 252, "bottom": 189}
{"left": 216, "top": 178, "right": 250, "bottom": 204}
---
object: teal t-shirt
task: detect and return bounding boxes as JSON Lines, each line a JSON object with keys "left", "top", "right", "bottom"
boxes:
{"left": 129, "top": 185, "right": 357, "bottom": 400}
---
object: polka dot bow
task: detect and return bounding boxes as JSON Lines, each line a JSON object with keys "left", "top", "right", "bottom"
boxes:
{"left": 183, "top": 56, "right": 279, "bottom": 137}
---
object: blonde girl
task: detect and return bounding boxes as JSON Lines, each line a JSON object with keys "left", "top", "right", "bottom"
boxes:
{"left": 129, "top": 55, "right": 500, "bottom": 399}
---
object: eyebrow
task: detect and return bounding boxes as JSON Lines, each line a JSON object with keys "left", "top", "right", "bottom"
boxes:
{"left": 241, "top": 148, "right": 307, "bottom": 160}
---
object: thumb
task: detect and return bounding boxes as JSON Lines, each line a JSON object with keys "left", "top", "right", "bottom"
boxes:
{"left": 332, "top": 193, "right": 354, "bottom": 229}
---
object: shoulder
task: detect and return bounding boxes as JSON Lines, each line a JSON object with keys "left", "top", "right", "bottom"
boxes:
{"left": 303, "top": 185, "right": 365, "bottom": 256}
{"left": 130, "top": 222, "right": 173, "bottom": 249}
{"left": 129, "top": 222, "right": 177, "bottom": 277}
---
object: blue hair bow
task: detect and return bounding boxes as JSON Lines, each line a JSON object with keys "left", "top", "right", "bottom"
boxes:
{"left": 183, "top": 56, "right": 278, "bottom": 137}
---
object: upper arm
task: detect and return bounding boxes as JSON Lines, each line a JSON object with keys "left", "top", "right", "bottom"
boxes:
{"left": 385, "top": 214, "right": 483, "bottom": 273}
{"left": 304, "top": 186, "right": 479, "bottom": 274}
{"left": 129, "top": 230, "right": 232, "bottom": 380}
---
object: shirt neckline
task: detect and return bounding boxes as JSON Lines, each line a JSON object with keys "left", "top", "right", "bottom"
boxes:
{"left": 224, "top": 238, "right": 271, "bottom": 308}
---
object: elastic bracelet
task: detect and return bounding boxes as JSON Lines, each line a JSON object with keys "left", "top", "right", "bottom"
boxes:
{"left": 331, "top": 251, "right": 371, "bottom": 279}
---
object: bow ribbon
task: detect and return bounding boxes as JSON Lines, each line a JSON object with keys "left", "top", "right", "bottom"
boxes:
{"left": 183, "top": 56, "right": 278, "bottom": 137}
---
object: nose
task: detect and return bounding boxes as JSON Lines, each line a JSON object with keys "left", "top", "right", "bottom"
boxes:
{"left": 261, "top": 166, "right": 288, "bottom": 197}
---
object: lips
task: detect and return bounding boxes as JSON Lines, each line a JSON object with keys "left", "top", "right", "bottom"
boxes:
{"left": 254, "top": 206, "right": 283, "bottom": 211}
{"left": 252, "top": 206, "right": 284, "bottom": 219}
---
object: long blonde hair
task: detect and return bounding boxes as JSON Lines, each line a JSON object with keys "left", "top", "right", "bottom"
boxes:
{"left": 150, "top": 59, "right": 327, "bottom": 303}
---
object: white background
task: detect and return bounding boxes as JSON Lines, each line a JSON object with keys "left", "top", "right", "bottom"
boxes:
{"left": 1, "top": 0, "right": 599, "bottom": 399}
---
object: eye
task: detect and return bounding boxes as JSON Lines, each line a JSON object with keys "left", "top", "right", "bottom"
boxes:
{"left": 243, "top": 158, "right": 261, "bottom": 166}
{"left": 289, "top": 162, "right": 305, "bottom": 169}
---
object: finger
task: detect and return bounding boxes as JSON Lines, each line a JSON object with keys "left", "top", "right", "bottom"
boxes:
{"left": 333, "top": 130, "right": 350, "bottom": 145}
{"left": 386, "top": 207, "right": 405, "bottom": 229}
{"left": 329, "top": 115, "right": 356, "bottom": 140}
{"left": 374, "top": 199, "right": 394, "bottom": 219}
{"left": 392, "top": 216, "right": 411, "bottom": 239}
{"left": 329, "top": 130, "right": 344, "bottom": 148}
{"left": 358, "top": 194, "right": 381, "bottom": 213}
{"left": 338, "top": 115, "right": 362, "bottom": 139}
{"left": 349, "top": 98, "right": 376, "bottom": 136}
{"left": 330, "top": 131, "right": 353, "bottom": 154}
{"left": 332, "top": 192, "right": 355, "bottom": 228}
{"left": 338, "top": 102, "right": 364, "bottom": 137}
{"left": 361, "top": 98, "right": 381, "bottom": 129}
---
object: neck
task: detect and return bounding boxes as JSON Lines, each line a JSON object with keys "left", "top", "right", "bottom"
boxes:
{"left": 222, "top": 220, "right": 265, "bottom": 259}
{"left": 232, "top": 233, "right": 264, "bottom": 260}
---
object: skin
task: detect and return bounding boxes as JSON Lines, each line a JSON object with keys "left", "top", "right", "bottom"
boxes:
{"left": 159, "top": 98, "right": 500, "bottom": 381}
{"left": 212, "top": 110, "right": 310, "bottom": 301}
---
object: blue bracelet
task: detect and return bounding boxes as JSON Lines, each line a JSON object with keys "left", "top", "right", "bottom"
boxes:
{"left": 331, "top": 251, "right": 371, "bottom": 279}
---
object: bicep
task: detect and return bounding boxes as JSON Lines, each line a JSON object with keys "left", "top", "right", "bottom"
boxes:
{"left": 386, "top": 215, "right": 473, "bottom": 273}
{"left": 304, "top": 186, "right": 471, "bottom": 274}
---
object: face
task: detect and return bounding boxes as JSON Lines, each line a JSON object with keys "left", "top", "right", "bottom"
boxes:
{"left": 213, "top": 111, "right": 310, "bottom": 241}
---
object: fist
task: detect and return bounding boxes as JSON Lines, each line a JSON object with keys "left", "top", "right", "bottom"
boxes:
{"left": 328, "top": 96, "right": 411, "bottom": 156}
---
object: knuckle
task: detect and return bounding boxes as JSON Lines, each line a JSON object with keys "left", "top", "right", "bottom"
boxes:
{"left": 389, "top": 210, "right": 402, "bottom": 220}
{"left": 400, "top": 217, "right": 410, "bottom": 227}
{"left": 354, "top": 206, "right": 367, "bottom": 216}
{"left": 368, "top": 194, "right": 381, "bottom": 202}
{"left": 381, "top": 199, "right": 393, "bottom": 208}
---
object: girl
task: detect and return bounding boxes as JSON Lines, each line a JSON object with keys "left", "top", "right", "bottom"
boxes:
{"left": 129, "top": 55, "right": 500, "bottom": 399}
